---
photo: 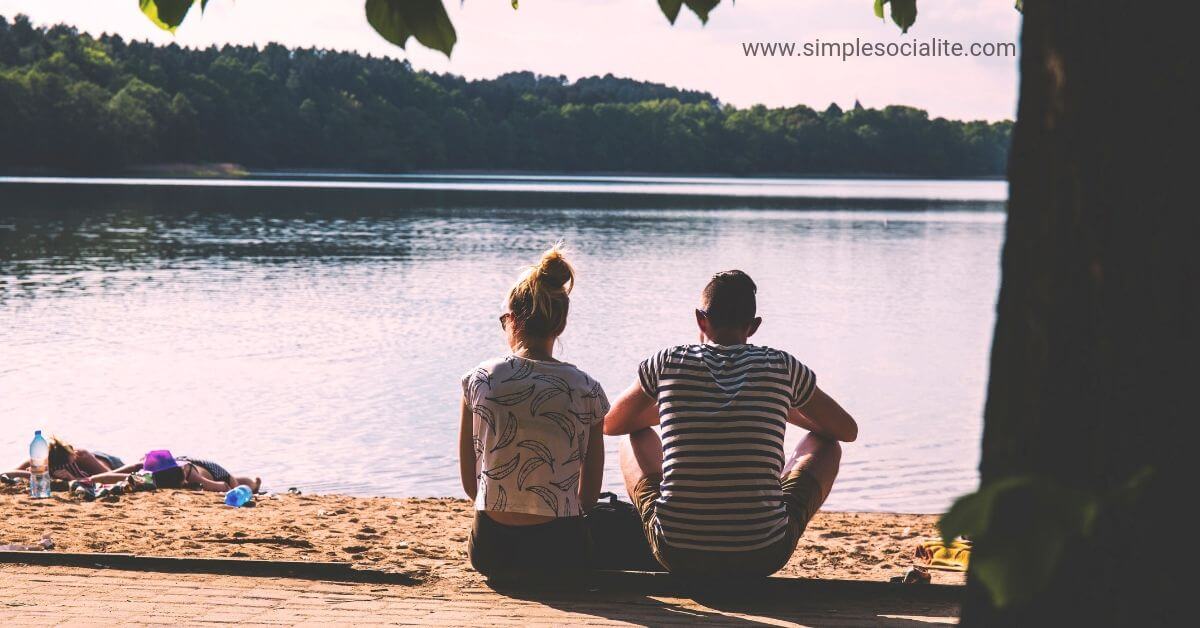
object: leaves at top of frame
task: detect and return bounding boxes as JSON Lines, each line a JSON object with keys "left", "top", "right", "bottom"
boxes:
{"left": 873, "top": 0, "right": 918, "bottom": 34}
{"left": 139, "top": 0, "right": 198, "bottom": 33}
{"left": 658, "top": 0, "right": 722, "bottom": 26}
{"left": 365, "top": 0, "right": 458, "bottom": 58}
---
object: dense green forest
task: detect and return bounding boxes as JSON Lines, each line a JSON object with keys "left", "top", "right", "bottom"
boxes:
{"left": 0, "top": 15, "right": 1011, "bottom": 176}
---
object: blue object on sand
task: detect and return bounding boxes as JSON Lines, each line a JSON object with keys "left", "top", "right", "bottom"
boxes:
{"left": 224, "top": 485, "right": 254, "bottom": 507}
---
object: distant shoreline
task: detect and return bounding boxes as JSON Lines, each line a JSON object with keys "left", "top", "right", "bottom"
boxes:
{"left": 0, "top": 164, "right": 1007, "bottom": 183}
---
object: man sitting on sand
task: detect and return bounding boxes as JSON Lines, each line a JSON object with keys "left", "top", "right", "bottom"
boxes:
{"left": 603, "top": 270, "right": 858, "bottom": 577}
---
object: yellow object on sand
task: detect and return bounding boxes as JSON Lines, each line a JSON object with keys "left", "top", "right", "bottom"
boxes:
{"left": 915, "top": 538, "right": 972, "bottom": 571}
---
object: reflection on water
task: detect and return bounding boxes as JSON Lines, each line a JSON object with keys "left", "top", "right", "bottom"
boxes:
{"left": 0, "top": 177, "right": 1003, "bottom": 512}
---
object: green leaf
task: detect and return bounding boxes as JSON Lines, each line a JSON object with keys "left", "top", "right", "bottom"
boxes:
{"left": 139, "top": 0, "right": 197, "bottom": 32}
{"left": 658, "top": 0, "right": 683, "bottom": 25}
{"left": 511, "top": 0, "right": 518, "bottom": 9}
{"left": 872, "top": 0, "right": 917, "bottom": 34}
{"left": 940, "top": 476, "right": 1098, "bottom": 609}
{"left": 939, "top": 475, "right": 1023, "bottom": 544}
{"left": 683, "top": 0, "right": 720, "bottom": 24}
{"left": 364, "top": 0, "right": 457, "bottom": 58}
{"left": 889, "top": 0, "right": 917, "bottom": 32}
{"left": 1014, "top": 0, "right": 1024, "bottom": 12}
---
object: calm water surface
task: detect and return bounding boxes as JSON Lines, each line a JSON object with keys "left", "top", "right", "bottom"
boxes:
{"left": 0, "top": 175, "right": 1005, "bottom": 512}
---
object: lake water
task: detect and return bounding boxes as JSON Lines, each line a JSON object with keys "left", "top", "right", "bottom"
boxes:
{"left": 0, "top": 175, "right": 1005, "bottom": 513}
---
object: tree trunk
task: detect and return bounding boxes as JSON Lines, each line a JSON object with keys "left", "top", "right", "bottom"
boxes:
{"left": 964, "top": 1, "right": 1191, "bottom": 624}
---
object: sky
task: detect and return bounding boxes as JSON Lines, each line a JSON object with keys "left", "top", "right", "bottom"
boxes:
{"left": 0, "top": 0, "right": 1021, "bottom": 121}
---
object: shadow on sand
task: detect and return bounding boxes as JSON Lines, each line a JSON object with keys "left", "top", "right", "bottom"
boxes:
{"left": 486, "top": 571, "right": 962, "bottom": 626}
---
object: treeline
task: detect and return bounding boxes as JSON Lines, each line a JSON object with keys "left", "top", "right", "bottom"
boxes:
{"left": 0, "top": 15, "right": 1011, "bottom": 176}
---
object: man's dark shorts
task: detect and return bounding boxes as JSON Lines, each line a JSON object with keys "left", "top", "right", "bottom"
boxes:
{"left": 630, "top": 469, "right": 823, "bottom": 578}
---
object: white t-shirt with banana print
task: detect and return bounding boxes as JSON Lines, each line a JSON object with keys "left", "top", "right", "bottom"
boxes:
{"left": 462, "top": 355, "right": 610, "bottom": 517}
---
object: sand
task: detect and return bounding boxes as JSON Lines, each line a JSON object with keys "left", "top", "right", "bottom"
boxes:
{"left": 0, "top": 485, "right": 964, "bottom": 591}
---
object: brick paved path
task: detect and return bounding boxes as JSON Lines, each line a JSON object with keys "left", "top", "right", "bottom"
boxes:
{"left": 0, "top": 564, "right": 958, "bottom": 626}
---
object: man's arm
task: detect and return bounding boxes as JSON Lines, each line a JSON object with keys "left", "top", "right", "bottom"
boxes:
{"left": 787, "top": 385, "right": 858, "bottom": 442}
{"left": 603, "top": 381, "right": 659, "bottom": 436}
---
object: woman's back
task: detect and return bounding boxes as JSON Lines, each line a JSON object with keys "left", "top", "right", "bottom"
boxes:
{"left": 458, "top": 242, "right": 606, "bottom": 582}
{"left": 465, "top": 355, "right": 609, "bottom": 517}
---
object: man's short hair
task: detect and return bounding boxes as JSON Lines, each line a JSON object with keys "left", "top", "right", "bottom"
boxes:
{"left": 701, "top": 270, "right": 757, "bottom": 328}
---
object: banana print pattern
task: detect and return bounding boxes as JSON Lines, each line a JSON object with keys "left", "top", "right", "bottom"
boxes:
{"left": 463, "top": 356, "right": 610, "bottom": 517}
{"left": 486, "top": 383, "right": 535, "bottom": 406}
{"left": 502, "top": 358, "right": 534, "bottom": 382}
{"left": 482, "top": 453, "right": 520, "bottom": 480}
{"left": 525, "top": 485, "right": 559, "bottom": 514}
{"left": 550, "top": 471, "right": 580, "bottom": 493}
{"left": 490, "top": 485, "right": 508, "bottom": 511}
{"left": 517, "top": 457, "right": 547, "bottom": 489}
{"left": 542, "top": 412, "right": 576, "bottom": 445}
{"left": 474, "top": 404, "right": 496, "bottom": 434}
{"left": 490, "top": 412, "right": 518, "bottom": 452}
{"left": 529, "top": 386, "right": 565, "bottom": 416}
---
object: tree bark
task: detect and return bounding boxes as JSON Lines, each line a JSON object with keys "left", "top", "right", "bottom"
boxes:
{"left": 965, "top": 1, "right": 1191, "bottom": 624}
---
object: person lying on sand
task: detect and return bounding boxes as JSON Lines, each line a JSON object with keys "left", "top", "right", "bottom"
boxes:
{"left": 459, "top": 244, "right": 609, "bottom": 583}
{"left": 90, "top": 453, "right": 261, "bottom": 494}
{"left": 603, "top": 270, "right": 858, "bottom": 578}
{"left": 3, "top": 435, "right": 124, "bottom": 482}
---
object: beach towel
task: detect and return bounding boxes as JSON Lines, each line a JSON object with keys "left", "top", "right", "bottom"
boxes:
{"left": 915, "top": 538, "right": 972, "bottom": 571}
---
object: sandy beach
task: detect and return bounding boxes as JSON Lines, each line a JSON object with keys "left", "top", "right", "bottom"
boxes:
{"left": 0, "top": 485, "right": 963, "bottom": 592}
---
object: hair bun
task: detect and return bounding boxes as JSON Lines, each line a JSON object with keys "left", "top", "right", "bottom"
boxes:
{"left": 535, "top": 244, "right": 574, "bottom": 293}
{"left": 505, "top": 242, "right": 575, "bottom": 339}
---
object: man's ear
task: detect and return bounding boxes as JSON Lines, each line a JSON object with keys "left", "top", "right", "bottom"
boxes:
{"left": 695, "top": 309, "right": 709, "bottom": 341}
{"left": 746, "top": 317, "right": 763, "bottom": 338}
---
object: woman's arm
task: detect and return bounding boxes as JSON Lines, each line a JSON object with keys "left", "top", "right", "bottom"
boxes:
{"left": 578, "top": 421, "right": 605, "bottom": 512}
{"left": 786, "top": 385, "right": 858, "bottom": 442}
{"left": 458, "top": 397, "right": 478, "bottom": 501}
{"left": 603, "top": 381, "right": 659, "bottom": 436}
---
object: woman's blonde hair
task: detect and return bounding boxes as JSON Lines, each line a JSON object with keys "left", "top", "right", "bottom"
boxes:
{"left": 48, "top": 436, "right": 75, "bottom": 469}
{"left": 506, "top": 243, "right": 575, "bottom": 340}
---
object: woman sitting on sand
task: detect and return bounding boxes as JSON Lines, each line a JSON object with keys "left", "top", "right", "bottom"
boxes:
{"left": 90, "top": 453, "right": 261, "bottom": 494}
{"left": 3, "top": 435, "right": 123, "bottom": 482}
{"left": 459, "top": 243, "right": 609, "bottom": 582}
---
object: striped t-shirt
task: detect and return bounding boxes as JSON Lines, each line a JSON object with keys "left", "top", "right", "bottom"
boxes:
{"left": 639, "top": 343, "right": 817, "bottom": 552}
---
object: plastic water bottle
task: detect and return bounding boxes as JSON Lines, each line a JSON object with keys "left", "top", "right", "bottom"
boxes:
{"left": 224, "top": 484, "right": 253, "bottom": 507}
{"left": 29, "top": 430, "right": 50, "bottom": 499}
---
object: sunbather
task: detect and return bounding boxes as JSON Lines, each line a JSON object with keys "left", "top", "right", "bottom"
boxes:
{"left": 3, "top": 435, "right": 123, "bottom": 482}
{"left": 90, "top": 453, "right": 261, "bottom": 493}
{"left": 459, "top": 244, "right": 609, "bottom": 582}
{"left": 604, "top": 270, "right": 858, "bottom": 578}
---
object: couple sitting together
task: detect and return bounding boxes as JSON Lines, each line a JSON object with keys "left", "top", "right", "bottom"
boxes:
{"left": 460, "top": 245, "right": 857, "bottom": 582}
